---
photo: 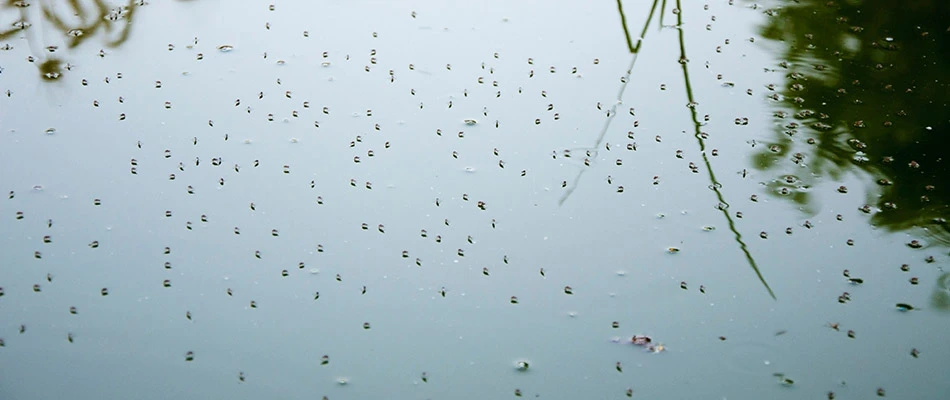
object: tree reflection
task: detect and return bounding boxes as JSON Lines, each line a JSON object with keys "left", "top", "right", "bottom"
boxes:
{"left": 1, "top": 0, "right": 141, "bottom": 80}
{"left": 757, "top": 0, "right": 950, "bottom": 243}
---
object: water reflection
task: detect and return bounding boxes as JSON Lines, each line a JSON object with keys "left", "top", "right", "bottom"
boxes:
{"left": 932, "top": 272, "right": 950, "bottom": 311}
{"left": 557, "top": 0, "right": 662, "bottom": 205}
{"left": 757, "top": 0, "right": 950, "bottom": 243}
{"left": 566, "top": 0, "right": 776, "bottom": 298}
{"left": 1, "top": 0, "right": 141, "bottom": 80}
{"left": 4, "top": 1, "right": 949, "bottom": 397}
{"left": 673, "top": 0, "right": 775, "bottom": 298}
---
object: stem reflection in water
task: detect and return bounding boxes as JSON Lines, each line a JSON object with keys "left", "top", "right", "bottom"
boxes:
{"left": 560, "top": 0, "right": 775, "bottom": 298}
{"left": 558, "top": 0, "right": 660, "bottom": 206}
{"left": 674, "top": 0, "right": 774, "bottom": 299}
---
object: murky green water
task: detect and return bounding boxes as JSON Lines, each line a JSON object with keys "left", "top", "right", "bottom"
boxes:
{"left": 2, "top": 0, "right": 947, "bottom": 399}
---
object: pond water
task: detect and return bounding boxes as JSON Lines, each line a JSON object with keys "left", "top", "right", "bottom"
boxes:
{"left": 1, "top": 0, "right": 948, "bottom": 399}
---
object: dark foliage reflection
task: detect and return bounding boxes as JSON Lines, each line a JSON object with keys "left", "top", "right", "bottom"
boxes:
{"left": 757, "top": 0, "right": 950, "bottom": 243}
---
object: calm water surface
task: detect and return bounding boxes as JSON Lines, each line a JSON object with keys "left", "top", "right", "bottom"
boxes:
{"left": 1, "top": 0, "right": 947, "bottom": 399}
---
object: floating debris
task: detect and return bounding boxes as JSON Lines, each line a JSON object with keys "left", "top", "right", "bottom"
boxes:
{"left": 773, "top": 373, "right": 794, "bottom": 386}
{"left": 631, "top": 335, "right": 652, "bottom": 346}
{"left": 895, "top": 303, "right": 915, "bottom": 311}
